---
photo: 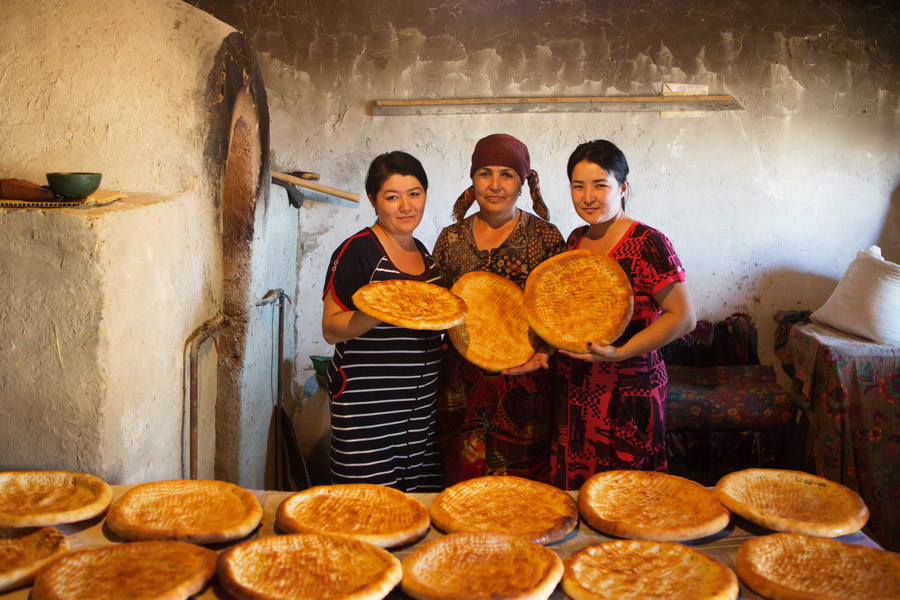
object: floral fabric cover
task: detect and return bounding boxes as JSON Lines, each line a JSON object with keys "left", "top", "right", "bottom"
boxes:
{"left": 782, "top": 321, "right": 899, "bottom": 551}
{"left": 665, "top": 365, "right": 794, "bottom": 430}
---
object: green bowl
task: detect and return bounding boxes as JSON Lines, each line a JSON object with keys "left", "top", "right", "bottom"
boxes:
{"left": 46, "top": 172, "right": 102, "bottom": 199}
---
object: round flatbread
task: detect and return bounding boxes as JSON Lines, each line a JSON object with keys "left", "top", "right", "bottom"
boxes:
{"left": 448, "top": 271, "right": 540, "bottom": 372}
{"left": 0, "top": 528, "right": 70, "bottom": 593}
{"left": 352, "top": 279, "right": 467, "bottom": 330}
{"left": 578, "top": 470, "right": 730, "bottom": 541}
{"left": 275, "top": 483, "right": 429, "bottom": 548}
{"left": 31, "top": 540, "right": 217, "bottom": 600}
{"left": 218, "top": 533, "right": 401, "bottom": 600}
{"left": 716, "top": 468, "right": 869, "bottom": 537}
{"left": 105, "top": 479, "right": 262, "bottom": 544}
{"left": 524, "top": 249, "right": 634, "bottom": 353}
{"left": 736, "top": 533, "right": 900, "bottom": 600}
{"left": 402, "top": 532, "right": 563, "bottom": 600}
{"left": 0, "top": 470, "right": 113, "bottom": 528}
{"left": 430, "top": 476, "right": 578, "bottom": 544}
{"left": 563, "top": 540, "right": 739, "bottom": 600}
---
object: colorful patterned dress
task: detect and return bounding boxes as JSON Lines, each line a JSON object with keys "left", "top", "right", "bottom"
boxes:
{"left": 322, "top": 228, "right": 444, "bottom": 492}
{"left": 432, "top": 211, "right": 566, "bottom": 484}
{"left": 550, "top": 221, "right": 687, "bottom": 490}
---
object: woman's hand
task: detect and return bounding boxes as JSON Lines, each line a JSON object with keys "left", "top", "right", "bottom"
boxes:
{"left": 501, "top": 345, "right": 554, "bottom": 376}
{"left": 322, "top": 293, "right": 381, "bottom": 344}
{"left": 560, "top": 281, "right": 696, "bottom": 362}
{"left": 559, "top": 342, "right": 632, "bottom": 362}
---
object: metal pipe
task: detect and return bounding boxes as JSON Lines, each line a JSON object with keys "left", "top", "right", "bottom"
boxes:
{"left": 185, "top": 314, "right": 224, "bottom": 479}
{"left": 257, "top": 289, "right": 296, "bottom": 489}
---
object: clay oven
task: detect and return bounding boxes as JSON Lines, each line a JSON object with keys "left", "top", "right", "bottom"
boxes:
{"left": 0, "top": 0, "right": 281, "bottom": 488}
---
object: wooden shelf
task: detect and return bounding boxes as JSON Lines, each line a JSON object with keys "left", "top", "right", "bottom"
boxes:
{"left": 372, "top": 95, "right": 743, "bottom": 116}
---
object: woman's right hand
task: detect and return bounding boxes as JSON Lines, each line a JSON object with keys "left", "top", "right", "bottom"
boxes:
{"left": 559, "top": 342, "right": 630, "bottom": 362}
{"left": 500, "top": 343, "right": 555, "bottom": 375}
{"left": 322, "top": 293, "right": 381, "bottom": 344}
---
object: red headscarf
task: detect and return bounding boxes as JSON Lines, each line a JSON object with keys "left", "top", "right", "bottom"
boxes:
{"left": 452, "top": 133, "right": 548, "bottom": 223}
{"left": 470, "top": 133, "right": 531, "bottom": 182}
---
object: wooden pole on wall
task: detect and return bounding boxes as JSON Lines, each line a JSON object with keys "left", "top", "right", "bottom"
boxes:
{"left": 372, "top": 95, "right": 743, "bottom": 116}
{"left": 272, "top": 171, "right": 360, "bottom": 203}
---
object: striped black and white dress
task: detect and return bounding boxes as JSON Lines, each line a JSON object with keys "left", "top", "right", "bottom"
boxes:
{"left": 322, "top": 228, "right": 444, "bottom": 492}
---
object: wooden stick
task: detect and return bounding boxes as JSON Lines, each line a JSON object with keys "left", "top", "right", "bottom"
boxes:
{"left": 272, "top": 171, "right": 360, "bottom": 203}
{"left": 376, "top": 95, "right": 735, "bottom": 105}
{"left": 372, "top": 95, "right": 743, "bottom": 116}
{"left": 287, "top": 171, "right": 320, "bottom": 181}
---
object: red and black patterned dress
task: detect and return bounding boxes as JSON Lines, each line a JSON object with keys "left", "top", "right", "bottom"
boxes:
{"left": 550, "top": 221, "right": 686, "bottom": 490}
{"left": 432, "top": 211, "right": 566, "bottom": 484}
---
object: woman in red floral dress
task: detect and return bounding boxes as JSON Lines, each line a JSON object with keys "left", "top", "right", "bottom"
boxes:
{"left": 432, "top": 134, "right": 565, "bottom": 484}
{"left": 550, "top": 139, "right": 696, "bottom": 490}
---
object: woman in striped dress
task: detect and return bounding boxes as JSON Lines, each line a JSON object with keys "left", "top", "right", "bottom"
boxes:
{"left": 321, "top": 152, "right": 444, "bottom": 492}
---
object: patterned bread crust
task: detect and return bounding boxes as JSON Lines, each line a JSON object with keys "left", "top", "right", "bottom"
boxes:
{"left": 716, "top": 469, "right": 869, "bottom": 536}
{"left": 0, "top": 528, "right": 70, "bottom": 593}
{"left": 274, "top": 484, "right": 430, "bottom": 548}
{"left": 523, "top": 249, "right": 634, "bottom": 353}
{"left": 105, "top": 479, "right": 262, "bottom": 544}
{"left": 562, "top": 540, "right": 739, "bottom": 600}
{"left": 448, "top": 271, "right": 540, "bottom": 372}
{"left": 578, "top": 470, "right": 730, "bottom": 541}
{"left": 0, "top": 471, "right": 113, "bottom": 527}
{"left": 736, "top": 533, "right": 900, "bottom": 600}
{"left": 429, "top": 476, "right": 578, "bottom": 544}
{"left": 218, "top": 533, "right": 402, "bottom": 600}
{"left": 401, "top": 532, "right": 563, "bottom": 600}
{"left": 352, "top": 279, "right": 467, "bottom": 330}
{"left": 31, "top": 540, "right": 217, "bottom": 600}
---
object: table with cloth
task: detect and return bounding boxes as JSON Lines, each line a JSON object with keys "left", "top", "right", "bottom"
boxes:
{"left": 0, "top": 484, "right": 885, "bottom": 600}
{"left": 778, "top": 319, "right": 899, "bottom": 551}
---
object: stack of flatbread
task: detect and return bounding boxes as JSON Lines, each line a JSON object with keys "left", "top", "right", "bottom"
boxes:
{"left": 578, "top": 470, "right": 730, "bottom": 541}
{"left": 447, "top": 271, "right": 540, "bottom": 372}
{"left": 275, "top": 483, "right": 429, "bottom": 548}
{"left": 105, "top": 479, "right": 262, "bottom": 543}
{"left": 352, "top": 279, "right": 466, "bottom": 330}
{"left": 524, "top": 249, "right": 634, "bottom": 353}
{"left": 430, "top": 475, "right": 578, "bottom": 544}
{"left": 716, "top": 468, "right": 869, "bottom": 536}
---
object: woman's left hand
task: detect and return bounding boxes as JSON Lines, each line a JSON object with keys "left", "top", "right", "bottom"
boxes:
{"left": 559, "top": 342, "right": 631, "bottom": 362}
{"left": 501, "top": 348, "right": 552, "bottom": 376}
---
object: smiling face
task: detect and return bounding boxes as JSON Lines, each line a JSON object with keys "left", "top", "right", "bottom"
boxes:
{"left": 371, "top": 174, "right": 426, "bottom": 236}
{"left": 569, "top": 159, "right": 628, "bottom": 225}
{"left": 472, "top": 165, "right": 523, "bottom": 219}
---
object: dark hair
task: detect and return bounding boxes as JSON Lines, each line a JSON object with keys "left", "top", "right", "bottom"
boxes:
{"left": 566, "top": 139, "right": 630, "bottom": 208}
{"left": 364, "top": 151, "right": 428, "bottom": 201}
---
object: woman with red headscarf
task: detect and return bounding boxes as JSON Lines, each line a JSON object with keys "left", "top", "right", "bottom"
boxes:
{"left": 432, "top": 133, "right": 565, "bottom": 484}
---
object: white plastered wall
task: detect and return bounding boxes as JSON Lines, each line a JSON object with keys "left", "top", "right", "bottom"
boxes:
{"left": 186, "top": 0, "right": 899, "bottom": 390}
{"left": 235, "top": 186, "right": 299, "bottom": 487}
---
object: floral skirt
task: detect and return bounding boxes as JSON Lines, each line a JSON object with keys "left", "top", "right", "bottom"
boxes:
{"left": 435, "top": 345, "right": 555, "bottom": 484}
